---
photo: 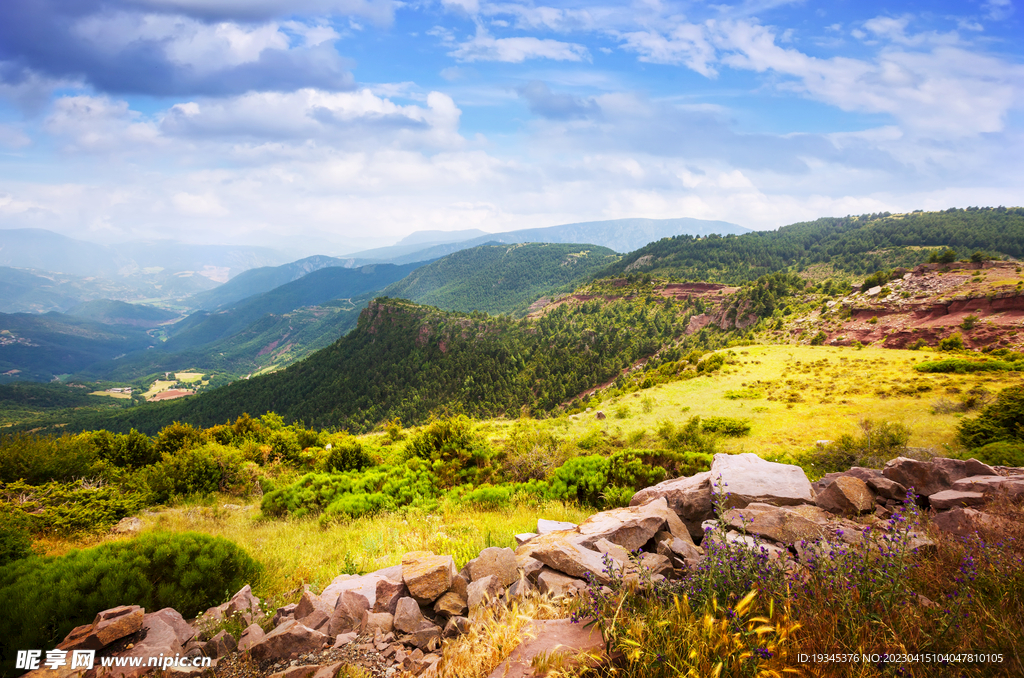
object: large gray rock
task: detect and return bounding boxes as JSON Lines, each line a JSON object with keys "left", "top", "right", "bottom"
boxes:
{"left": 327, "top": 590, "right": 370, "bottom": 636}
{"left": 321, "top": 565, "right": 403, "bottom": 608}
{"left": 825, "top": 467, "right": 907, "bottom": 501}
{"left": 205, "top": 630, "right": 237, "bottom": 658}
{"left": 577, "top": 497, "right": 690, "bottom": 551}
{"left": 710, "top": 453, "right": 814, "bottom": 509}
{"left": 402, "top": 551, "right": 457, "bottom": 604}
{"left": 465, "top": 547, "right": 519, "bottom": 586}
{"left": 721, "top": 503, "right": 827, "bottom": 545}
{"left": 630, "top": 471, "right": 713, "bottom": 539}
{"left": 100, "top": 612, "right": 190, "bottom": 678}
{"left": 655, "top": 531, "right": 703, "bottom": 568}
{"left": 248, "top": 620, "right": 328, "bottom": 662}
{"left": 516, "top": 531, "right": 611, "bottom": 584}
{"left": 815, "top": 476, "right": 875, "bottom": 515}
{"left": 883, "top": 457, "right": 995, "bottom": 498}
{"left": 58, "top": 605, "right": 144, "bottom": 651}
{"left": 466, "top": 575, "right": 504, "bottom": 613}
{"left": 360, "top": 611, "right": 395, "bottom": 635}
{"left": 517, "top": 555, "right": 546, "bottom": 582}
{"left": 931, "top": 507, "right": 1009, "bottom": 537}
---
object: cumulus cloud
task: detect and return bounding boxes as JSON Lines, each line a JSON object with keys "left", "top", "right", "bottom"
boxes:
{"left": 617, "top": 24, "right": 718, "bottom": 76}
{"left": 0, "top": 0, "right": 355, "bottom": 96}
{"left": 44, "top": 95, "right": 162, "bottom": 152}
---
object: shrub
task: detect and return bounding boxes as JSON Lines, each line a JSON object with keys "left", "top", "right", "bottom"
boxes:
{"left": 915, "top": 358, "right": 1016, "bottom": 373}
{"left": 969, "top": 441, "right": 1024, "bottom": 467}
{"left": 144, "top": 443, "right": 249, "bottom": 502}
{"left": 0, "top": 532, "right": 260, "bottom": 666}
{"left": 697, "top": 353, "right": 725, "bottom": 373}
{"left": 405, "top": 416, "right": 497, "bottom": 489}
{"left": 793, "top": 419, "right": 910, "bottom": 478}
{"left": 700, "top": 416, "right": 751, "bottom": 437}
{"left": 153, "top": 422, "right": 208, "bottom": 456}
{"left": 87, "top": 429, "right": 157, "bottom": 469}
{"left": 0, "top": 508, "right": 33, "bottom": 566}
{"left": 938, "top": 332, "right": 966, "bottom": 351}
{"left": 723, "top": 388, "right": 763, "bottom": 400}
{"left": 1, "top": 480, "right": 150, "bottom": 536}
{"left": 810, "top": 330, "right": 827, "bottom": 345}
{"left": 957, "top": 384, "right": 1024, "bottom": 449}
{"left": 546, "top": 455, "right": 609, "bottom": 507}
{"left": 501, "top": 420, "right": 561, "bottom": 482}
{"left": 961, "top": 314, "right": 979, "bottom": 331}
{"left": 0, "top": 433, "right": 98, "bottom": 484}
{"left": 321, "top": 436, "right": 372, "bottom": 473}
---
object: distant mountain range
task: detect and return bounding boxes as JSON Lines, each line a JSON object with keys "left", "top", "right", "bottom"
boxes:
{"left": 0, "top": 228, "right": 287, "bottom": 280}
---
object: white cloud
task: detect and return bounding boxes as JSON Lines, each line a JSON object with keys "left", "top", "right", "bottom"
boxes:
{"left": 44, "top": 95, "right": 162, "bottom": 152}
{"left": 173, "top": 192, "right": 230, "bottom": 216}
{"left": 0, "top": 123, "right": 30, "bottom": 149}
{"left": 983, "top": 0, "right": 1014, "bottom": 20}
{"left": 449, "top": 25, "right": 590, "bottom": 63}
{"left": 123, "top": 0, "right": 398, "bottom": 25}
{"left": 618, "top": 24, "right": 718, "bottom": 76}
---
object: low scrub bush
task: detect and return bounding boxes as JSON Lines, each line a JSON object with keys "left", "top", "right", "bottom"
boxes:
{"left": 787, "top": 419, "right": 911, "bottom": 479}
{"left": 0, "top": 532, "right": 260, "bottom": 668}
{"left": 0, "top": 433, "right": 99, "bottom": 484}
{"left": 0, "top": 480, "right": 149, "bottom": 536}
{"left": 320, "top": 435, "right": 372, "bottom": 473}
{"left": 914, "top": 358, "right": 1018, "bottom": 374}
{"left": 700, "top": 416, "right": 752, "bottom": 437}
{"left": 957, "top": 384, "right": 1024, "bottom": 449}
{"left": 143, "top": 443, "right": 254, "bottom": 502}
{"left": 967, "top": 441, "right": 1024, "bottom": 467}
{"left": 405, "top": 416, "right": 498, "bottom": 489}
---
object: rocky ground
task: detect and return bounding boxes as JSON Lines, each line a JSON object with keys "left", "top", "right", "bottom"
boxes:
{"left": 26, "top": 453, "right": 1024, "bottom": 678}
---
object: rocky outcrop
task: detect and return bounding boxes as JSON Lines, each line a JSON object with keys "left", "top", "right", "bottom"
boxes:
{"left": 883, "top": 457, "right": 995, "bottom": 497}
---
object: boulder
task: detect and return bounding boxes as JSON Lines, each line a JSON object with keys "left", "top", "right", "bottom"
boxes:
{"left": 111, "top": 517, "right": 142, "bottom": 534}
{"left": 248, "top": 620, "right": 328, "bottom": 662}
{"left": 593, "top": 538, "right": 631, "bottom": 568}
{"left": 706, "top": 531, "right": 788, "bottom": 561}
{"left": 537, "top": 519, "right": 577, "bottom": 534}
{"left": 402, "top": 551, "right": 457, "bottom": 604}
{"left": 406, "top": 625, "right": 442, "bottom": 652}
{"left": 535, "top": 569, "right": 587, "bottom": 597}
{"left": 466, "top": 575, "right": 504, "bottom": 613}
{"left": 272, "top": 603, "right": 297, "bottom": 627}
{"left": 515, "top": 532, "right": 611, "bottom": 584}
{"left": 639, "top": 553, "right": 673, "bottom": 577}
{"left": 882, "top": 457, "right": 995, "bottom": 498}
{"left": 450, "top": 574, "right": 468, "bottom": 599}
{"left": 372, "top": 578, "right": 409, "bottom": 615}
{"left": 58, "top": 605, "right": 144, "bottom": 651}
{"left": 294, "top": 591, "right": 329, "bottom": 620}
{"left": 226, "top": 585, "right": 261, "bottom": 624}
{"left": 486, "top": 619, "right": 605, "bottom": 678}
{"left": 360, "top": 611, "right": 395, "bottom": 635}
{"left": 931, "top": 507, "right": 1009, "bottom": 537}
{"left": 394, "top": 597, "right": 427, "bottom": 635}
{"left": 576, "top": 497, "right": 689, "bottom": 551}
{"left": 144, "top": 609, "right": 194, "bottom": 646}
{"left": 515, "top": 533, "right": 537, "bottom": 546}
{"left": 828, "top": 467, "right": 907, "bottom": 501}
{"left": 205, "top": 630, "right": 237, "bottom": 658}
{"left": 321, "top": 565, "right": 402, "bottom": 608}
{"left": 237, "top": 624, "right": 265, "bottom": 653}
{"left": 952, "top": 475, "right": 1024, "bottom": 499}
{"left": 630, "top": 471, "right": 713, "bottom": 539}
{"left": 654, "top": 532, "right": 702, "bottom": 568}
{"left": 327, "top": 590, "right": 371, "bottom": 636}
{"left": 721, "top": 503, "right": 827, "bottom": 545}
{"left": 516, "top": 555, "right": 545, "bottom": 582}
{"left": 815, "top": 476, "right": 875, "bottom": 515}
{"left": 465, "top": 547, "right": 519, "bottom": 587}
{"left": 433, "top": 591, "right": 468, "bottom": 617}
{"left": 103, "top": 611, "right": 189, "bottom": 677}
{"left": 930, "top": 490, "right": 987, "bottom": 511}
{"left": 710, "top": 453, "right": 814, "bottom": 509}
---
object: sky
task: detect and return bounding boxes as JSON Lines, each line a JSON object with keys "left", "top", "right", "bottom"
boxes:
{"left": 0, "top": 0, "right": 1022, "bottom": 256}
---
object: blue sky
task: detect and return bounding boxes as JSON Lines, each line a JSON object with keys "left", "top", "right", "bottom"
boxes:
{"left": 0, "top": 0, "right": 1021, "bottom": 255}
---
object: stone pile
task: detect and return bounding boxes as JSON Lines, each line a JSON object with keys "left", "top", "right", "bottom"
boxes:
{"left": 27, "top": 453, "right": 1023, "bottom": 678}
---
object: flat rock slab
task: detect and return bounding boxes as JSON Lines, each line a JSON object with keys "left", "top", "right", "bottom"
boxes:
{"left": 630, "top": 471, "right": 713, "bottom": 539}
{"left": 722, "top": 503, "right": 827, "bottom": 545}
{"left": 486, "top": 619, "right": 604, "bottom": 678}
{"left": 577, "top": 497, "right": 690, "bottom": 551}
{"left": 516, "top": 532, "right": 611, "bottom": 584}
{"left": 537, "top": 520, "right": 577, "bottom": 534}
{"left": 952, "top": 475, "right": 1024, "bottom": 499}
{"left": 465, "top": 547, "right": 519, "bottom": 587}
{"left": 883, "top": 457, "right": 995, "bottom": 498}
{"left": 58, "top": 605, "right": 144, "bottom": 652}
{"left": 930, "top": 490, "right": 987, "bottom": 510}
{"left": 248, "top": 620, "right": 327, "bottom": 662}
{"left": 321, "top": 565, "right": 403, "bottom": 609}
{"left": 710, "top": 453, "right": 813, "bottom": 509}
{"left": 931, "top": 508, "right": 1011, "bottom": 537}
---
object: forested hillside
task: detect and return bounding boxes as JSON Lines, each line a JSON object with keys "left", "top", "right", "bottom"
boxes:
{"left": 57, "top": 282, "right": 737, "bottom": 433}
{"left": 603, "top": 208, "right": 1024, "bottom": 283}
{"left": 381, "top": 242, "right": 618, "bottom": 314}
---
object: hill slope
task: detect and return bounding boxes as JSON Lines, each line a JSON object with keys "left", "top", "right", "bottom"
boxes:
{"left": 185, "top": 255, "right": 347, "bottom": 310}
{"left": 66, "top": 300, "right": 180, "bottom": 327}
{"left": 381, "top": 243, "right": 618, "bottom": 314}
{"left": 603, "top": 208, "right": 1024, "bottom": 283}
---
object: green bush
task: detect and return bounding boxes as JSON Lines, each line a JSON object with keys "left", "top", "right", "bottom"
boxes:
{"left": 914, "top": 359, "right": 1017, "bottom": 374}
{"left": 969, "top": 441, "right": 1024, "bottom": 467}
{"left": 0, "top": 480, "right": 150, "bottom": 536}
{"left": 144, "top": 443, "right": 249, "bottom": 502}
{"left": 810, "top": 330, "right": 827, "bottom": 346}
{"left": 938, "top": 332, "right": 966, "bottom": 351}
{"left": 405, "top": 416, "right": 497, "bottom": 489}
{"left": 0, "top": 433, "right": 98, "bottom": 484}
{"left": 700, "top": 416, "right": 752, "bottom": 437}
{"left": 957, "top": 384, "right": 1024, "bottom": 449}
{"left": 87, "top": 429, "right": 157, "bottom": 468}
{"left": 153, "top": 422, "right": 208, "bottom": 456}
{"left": 0, "top": 508, "right": 33, "bottom": 566}
{"left": 546, "top": 455, "right": 609, "bottom": 507}
{"left": 0, "top": 532, "right": 260, "bottom": 667}
{"left": 321, "top": 436, "right": 372, "bottom": 473}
